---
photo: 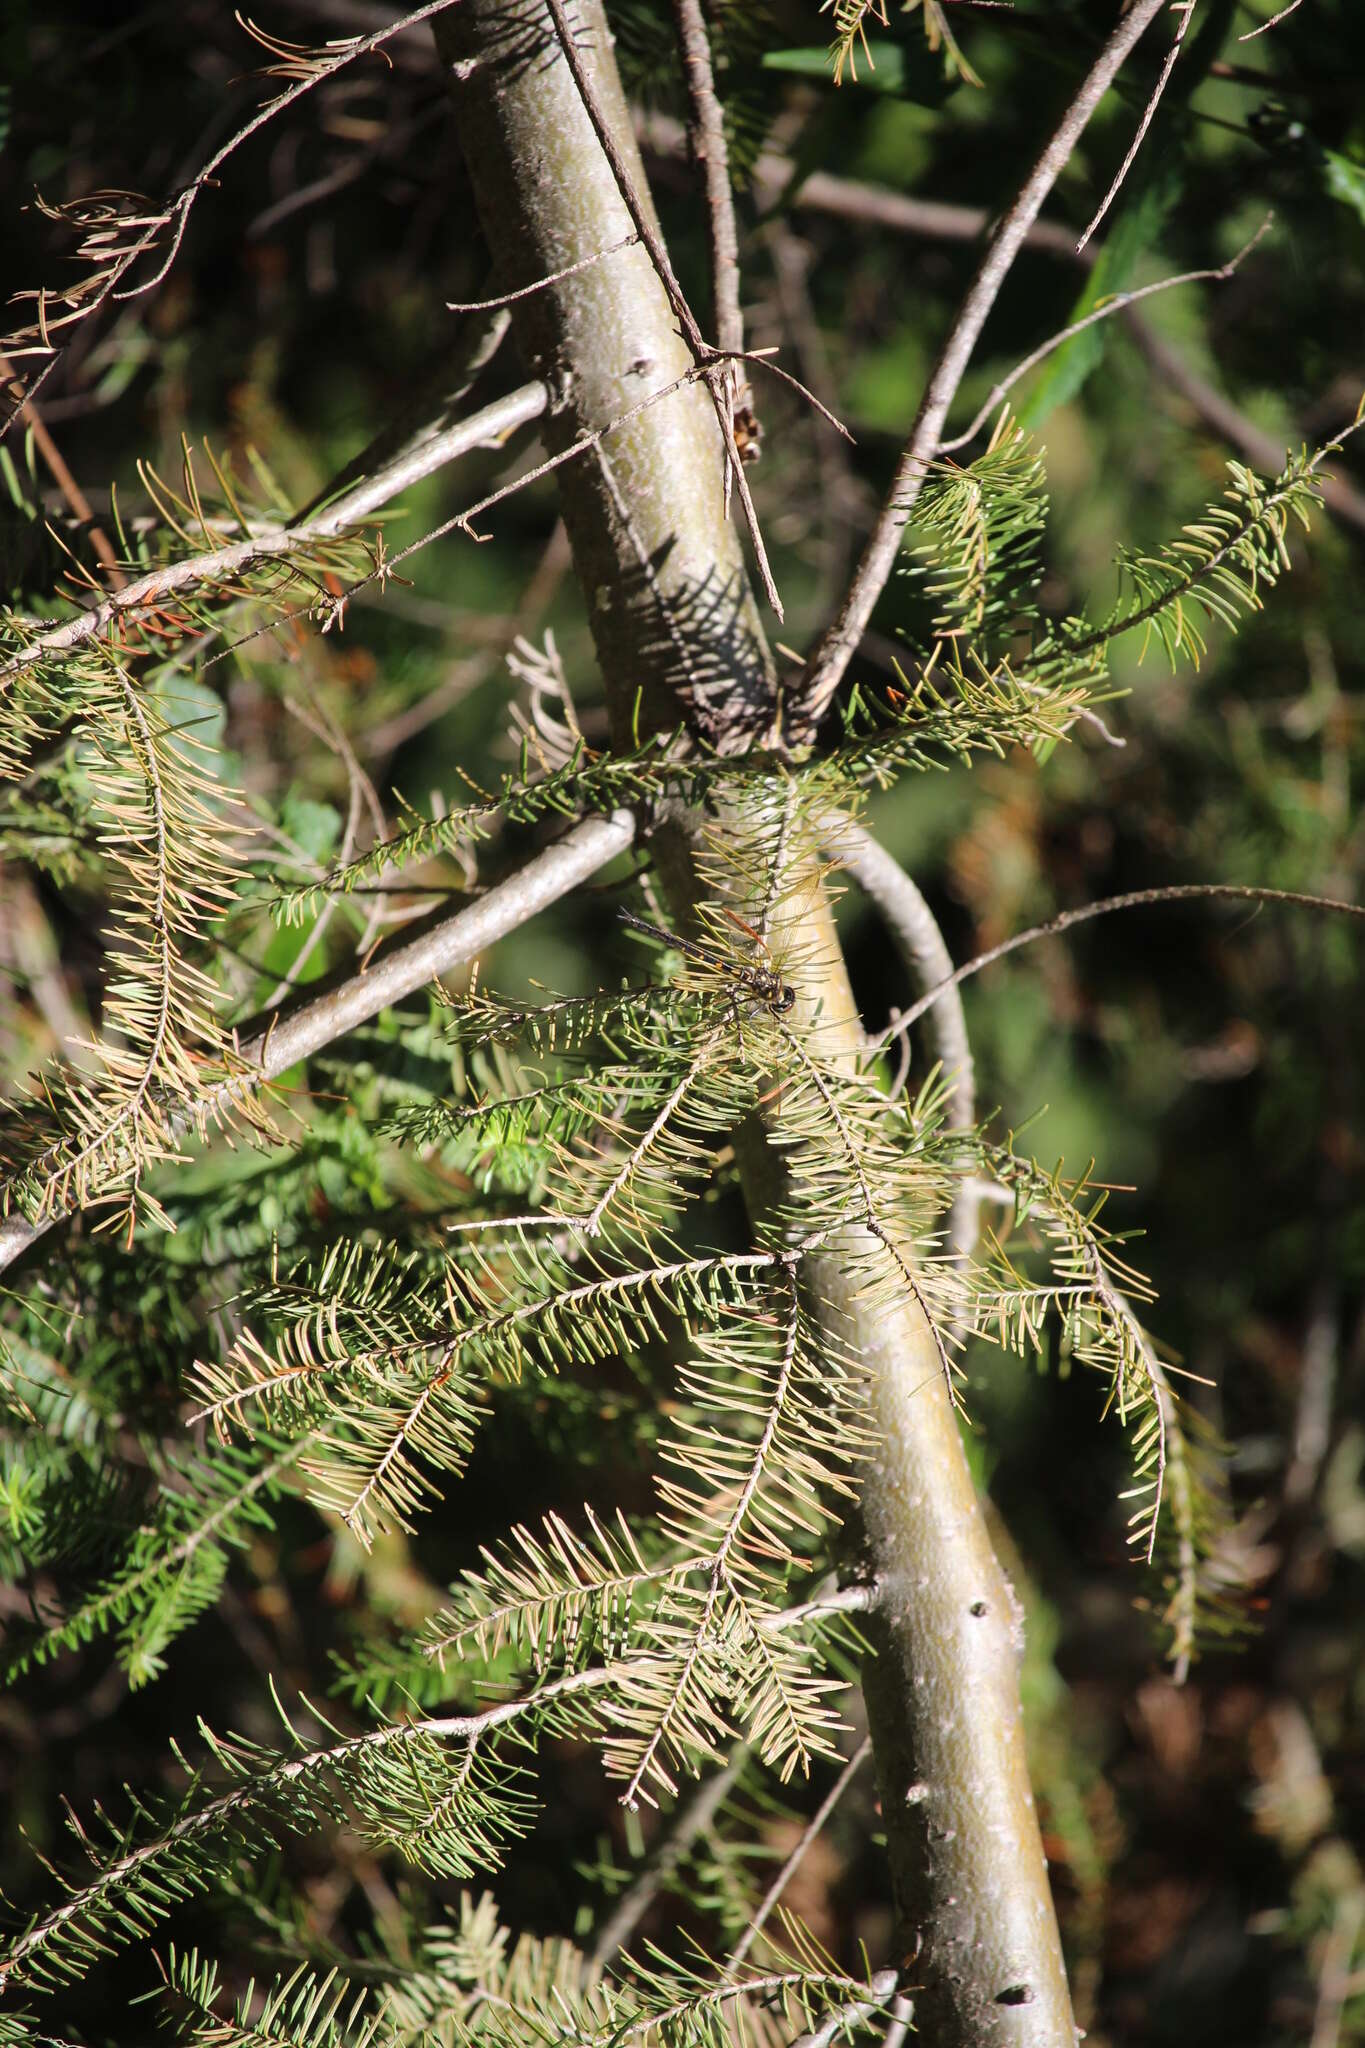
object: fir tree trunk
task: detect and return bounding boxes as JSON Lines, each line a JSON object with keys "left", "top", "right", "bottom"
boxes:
{"left": 436, "top": 3, "right": 1075, "bottom": 2038}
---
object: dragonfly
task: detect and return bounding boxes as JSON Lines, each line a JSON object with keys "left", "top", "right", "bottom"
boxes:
{"left": 619, "top": 909, "right": 796, "bottom": 1016}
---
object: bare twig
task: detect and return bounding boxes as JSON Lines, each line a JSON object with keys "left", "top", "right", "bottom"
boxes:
{"left": 1077, "top": 1, "right": 1196, "bottom": 254}
{"left": 936, "top": 223, "right": 1269, "bottom": 455}
{"left": 669, "top": 0, "right": 748, "bottom": 424}
{"left": 446, "top": 236, "right": 639, "bottom": 312}
{"left": 870, "top": 882, "right": 1365, "bottom": 1056}
{"left": 591, "top": 1742, "right": 748, "bottom": 1967}
{"left": 795, "top": 0, "right": 1170, "bottom": 734}
{"left": 539, "top": 0, "right": 782, "bottom": 615}
{"left": 724, "top": 1736, "right": 872, "bottom": 1975}
{"left": 1239, "top": 0, "right": 1304, "bottom": 38}
{"left": 0, "top": 810, "right": 637, "bottom": 1277}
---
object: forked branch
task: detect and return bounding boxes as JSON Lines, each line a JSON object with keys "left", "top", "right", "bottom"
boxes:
{"left": 795, "top": 0, "right": 1171, "bottom": 733}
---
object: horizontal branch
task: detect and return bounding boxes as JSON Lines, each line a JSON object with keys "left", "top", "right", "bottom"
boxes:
{"left": 0, "top": 808, "right": 635, "bottom": 1277}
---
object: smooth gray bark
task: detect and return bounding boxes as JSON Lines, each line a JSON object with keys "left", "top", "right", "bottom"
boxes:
{"left": 435, "top": 0, "right": 774, "bottom": 754}
{"left": 436, "top": 6, "right": 1076, "bottom": 2039}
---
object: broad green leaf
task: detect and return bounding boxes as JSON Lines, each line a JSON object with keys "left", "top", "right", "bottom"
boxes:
{"left": 1321, "top": 146, "right": 1365, "bottom": 226}
{"left": 280, "top": 792, "right": 343, "bottom": 865}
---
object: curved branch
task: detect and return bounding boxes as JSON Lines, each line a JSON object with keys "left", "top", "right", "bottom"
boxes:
{"left": 936, "top": 225, "right": 1269, "bottom": 457}
{"left": 819, "top": 816, "right": 977, "bottom": 1265}
{"left": 870, "top": 881, "right": 1365, "bottom": 1056}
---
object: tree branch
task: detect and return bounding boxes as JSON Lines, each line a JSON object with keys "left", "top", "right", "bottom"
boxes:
{"left": 0, "top": 810, "right": 635, "bottom": 1277}
{"left": 819, "top": 816, "right": 978, "bottom": 1267}
{"left": 591, "top": 1741, "right": 748, "bottom": 1967}
{"left": 1, "top": 382, "right": 548, "bottom": 685}
{"left": 870, "top": 881, "right": 1365, "bottom": 1057}
{"left": 435, "top": 0, "right": 775, "bottom": 751}
{"left": 669, "top": 0, "right": 747, "bottom": 404}
{"left": 792, "top": 0, "right": 1175, "bottom": 734}
{"left": 539, "top": 0, "right": 781, "bottom": 614}
{"left": 936, "top": 224, "right": 1269, "bottom": 457}
{"left": 725, "top": 1735, "right": 872, "bottom": 1975}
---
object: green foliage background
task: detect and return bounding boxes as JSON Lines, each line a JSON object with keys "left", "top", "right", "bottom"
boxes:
{"left": 0, "top": 1, "right": 1362, "bottom": 2042}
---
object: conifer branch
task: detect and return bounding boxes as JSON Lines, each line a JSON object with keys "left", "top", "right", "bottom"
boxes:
{"left": 0, "top": 384, "right": 546, "bottom": 686}
{"left": 620, "top": 1264, "right": 804, "bottom": 1807}
{"left": 967, "top": 1165, "right": 1204, "bottom": 1678}
{"left": 796, "top": 0, "right": 1171, "bottom": 733}
{"left": 0, "top": 1586, "right": 867, "bottom": 1994}
{"left": 3, "top": 1437, "right": 308, "bottom": 1686}
{"left": 0, "top": 810, "right": 636, "bottom": 1277}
